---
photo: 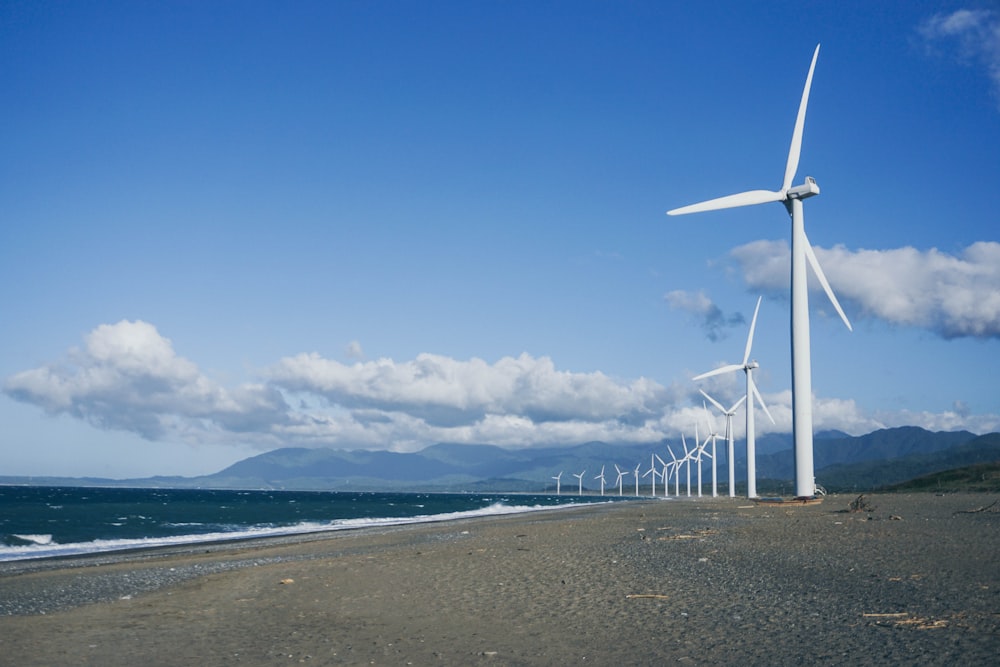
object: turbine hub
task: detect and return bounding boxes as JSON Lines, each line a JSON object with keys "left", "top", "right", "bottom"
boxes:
{"left": 786, "top": 176, "right": 820, "bottom": 200}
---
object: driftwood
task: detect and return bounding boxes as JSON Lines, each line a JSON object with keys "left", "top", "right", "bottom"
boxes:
{"left": 848, "top": 494, "right": 875, "bottom": 513}
{"left": 954, "top": 499, "right": 999, "bottom": 515}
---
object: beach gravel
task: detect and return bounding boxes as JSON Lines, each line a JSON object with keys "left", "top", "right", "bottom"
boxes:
{"left": 1, "top": 493, "right": 997, "bottom": 665}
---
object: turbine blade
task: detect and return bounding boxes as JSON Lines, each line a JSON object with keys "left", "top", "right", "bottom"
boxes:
{"left": 699, "top": 389, "right": 726, "bottom": 415}
{"left": 750, "top": 376, "right": 776, "bottom": 425}
{"left": 729, "top": 395, "right": 748, "bottom": 413}
{"left": 783, "top": 44, "right": 820, "bottom": 192}
{"left": 743, "top": 296, "right": 763, "bottom": 366}
{"left": 803, "top": 232, "right": 853, "bottom": 331}
{"left": 655, "top": 453, "right": 667, "bottom": 466}
{"left": 693, "top": 363, "right": 744, "bottom": 381}
{"left": 667, "top": 189, "right": 784, "bottom": 216}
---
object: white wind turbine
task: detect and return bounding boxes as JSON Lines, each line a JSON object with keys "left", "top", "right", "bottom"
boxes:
{"left": 681, "top": 436, "right": 692, "bottom": 497}
{"left": 595, "top": 466, "right": 607, "bottom": 496}
{"left": 702, "top": 402, "right": 723, "bottom": 498}
{"left": 655, "top": 453, "right": 669, "bottom": 497}
{"left": 701, "top": 389, "right": 746, "bottom": 498}
{"left": 666, "top": 445, "right": 681, "bottom": 497}
{"left": 693, "top": 424, "right": 709, "bottom": 498}
{"left": 693, "top": 296, "right": 776, "bottom": 499}
{"left": 573, "top": 470, "right": 586, "bottom": 496}
{"left": 552, "top": 471, "right": 563, "bottom": 496}
{"left": 633, "top": 462, "right": 642, "bottom": 496}
{"left": 643, "top": 454, "right": 660, "bottom": 497}
{"left": 614, "top": 464, "right": 629, "bottom": 496}
{"left": 669, "top": 44, "right": 852, "bottom": 498}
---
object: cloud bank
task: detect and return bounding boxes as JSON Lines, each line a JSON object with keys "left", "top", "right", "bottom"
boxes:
{"left": 4, "top": 319, "right": 997, "bottom": 451}
{"left": 729, "top": 240, "right": 1000, "bottom": 339}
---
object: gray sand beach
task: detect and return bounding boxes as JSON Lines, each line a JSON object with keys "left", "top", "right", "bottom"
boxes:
{"left": 1, "top": 493, "right": 998, "bottom": 666}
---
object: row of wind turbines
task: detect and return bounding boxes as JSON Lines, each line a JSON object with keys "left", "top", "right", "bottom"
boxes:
{"left": 552, "top": 44, "right": 853, "bottom": 500}
{"left": 552, "top": 321, "right": 769, "bottom": 501}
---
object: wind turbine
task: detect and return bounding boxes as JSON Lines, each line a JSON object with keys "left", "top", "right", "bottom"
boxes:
{"left": 681, "top": 436, "right": 692, "bottom": 497}
{"left": 694, "top": 424, "right": 706, "bottom": 498}
{"left": 551, "top": 472, "right": 563, "bottom": 495}
{"left": 655, "top": 453, "right": 669, "bottom": 497}
{"left": 701, "top": 389, "right": 746, "bottom": 498}
{"left": 573, "top": 470, "right": 586, "bottom": 496}
{"left": 666, "top": 445, "right": 681, "bottom": 496}
{"left": 594, "top": 466, "right": 607, "bottom": 496}
{"left": 633, "top": 462, "right": 642, "bottom": 496}
{"left": 668, "top": 44, "right": 852, "bottom": 498}
{"left": 643, "top": 454, "right": 660, "bottom": 497}
{"left": 614, "top": 464, "right": 629, "bottom": 496}
{"left": 692, "top": 296, "right": 775, "bottom": 498}
{"left": 702, "top": 402, "right": 723, "bottom": 498}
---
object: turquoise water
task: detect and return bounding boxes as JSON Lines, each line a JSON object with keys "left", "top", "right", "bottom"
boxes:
{"left": 0, "top": 486, "right": 621, "bottom": 561}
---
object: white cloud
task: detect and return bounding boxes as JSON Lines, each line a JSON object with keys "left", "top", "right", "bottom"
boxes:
{"left": 918, "top": 9, "right": 1000, "bottom": 107}
{"left": 5, "top": 320, "right": 996, "bottom": 454}
{"left": 267, "top": 351, "right": 671, "bottom": 428}
{"left": 729, "top": 240, "right": 1000, "bottom": 339}
{"left": 3, "top": 320, "right": 289, "bottom": 442}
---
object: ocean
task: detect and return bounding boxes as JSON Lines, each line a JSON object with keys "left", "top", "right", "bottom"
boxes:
{"left": 0, "top": 486, "right": 623, "bottom": 562}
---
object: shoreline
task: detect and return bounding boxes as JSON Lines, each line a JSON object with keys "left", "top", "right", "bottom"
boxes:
{"left": 2, "top": 493, "right": 998, "bottom": 665}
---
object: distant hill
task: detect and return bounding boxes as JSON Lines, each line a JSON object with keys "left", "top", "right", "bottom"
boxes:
{"left": 756, "top": 427, "right": 977, "bottom": 482}
{"left": 2, "top": 427, "right": 997, "bottom": 493}
{"left": 879, "top": 461, "right": 1000, "bottom": 493}
{"left": 813, "top": 433, "right": 1000, "bottom": 492}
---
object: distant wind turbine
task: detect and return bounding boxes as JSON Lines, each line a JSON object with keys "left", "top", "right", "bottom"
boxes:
{"left": 614, "top": 464, "right": 629, "bottom": 496}
{"left": 668, "top": 44, "right": 852, "bottom": 498}
{"left": 654, "top": 453, "right": 669, "bottom": 497}
{"left": 694, "top": 424, "right": 706, "bottom": 498}
{"left": 633, "top": 462, "right": 642, "bottom": 496}
{"left": 681, "top": 435, "right": 692, "bottom": 497}
{"left": 666, "top": 445, "right": 681, "bottom": 497}
{"left": 702, "top": 402, "right": 723, "bottom": 498}
{"left": 643, "top": 454, "right": 660, "bottom": 497}
{"left": 552, "top": 471, "right": 563, "bottom": 495}
{"left": 595, "top": 465, "right": 607, "bottom": 496}
{"left": 573, "top": 470, "right": 586, "bottom": 496}
{"left": 701, "top": 390, "right": 747, "bottom": 498}
{"left": 693, "top": 296, "right": 775, "bottom": 498}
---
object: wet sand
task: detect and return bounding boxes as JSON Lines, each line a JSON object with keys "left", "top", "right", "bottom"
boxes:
{"left": 1, "top": 493, "right": 998, "bottom": 666}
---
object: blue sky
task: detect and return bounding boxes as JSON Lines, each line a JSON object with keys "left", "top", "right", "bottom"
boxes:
{"left": 2, "top": 1, "right": 998, "bottom": 478}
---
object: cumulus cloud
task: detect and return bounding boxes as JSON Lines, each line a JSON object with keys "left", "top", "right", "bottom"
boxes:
{"left": 5, "top": 321, "right": 996, "bottom": 453}
{"left": 729, "top": 240, "right": 1000, "bottom": 339}
{"left": 267, "top": 351, "right": 671, "bottom": 429}
{"left": 3, "top": 320, "right": 289, "bottom": 442}
{"left": 664, "top": 289, "right": 746, "bottom": 341}
{"left": 918, "top": 8, "right": 1000, "bottom": 107}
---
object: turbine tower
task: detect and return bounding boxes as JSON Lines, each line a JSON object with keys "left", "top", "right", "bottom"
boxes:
{"left": 573, "top": 470, "right": 586, "bottom": 496}
{"left": 552, "top": 471, "right": 563, "bottom": 495}
{"left": 693, "top": 296, "right": 774, "bottom": 498}
{"left": 669, "top": 45, "right": 852, "bottom": 498}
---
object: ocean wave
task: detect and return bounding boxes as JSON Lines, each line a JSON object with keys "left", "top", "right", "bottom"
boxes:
{"left": 0, "top": 501, "right": 590, "bottom": 562}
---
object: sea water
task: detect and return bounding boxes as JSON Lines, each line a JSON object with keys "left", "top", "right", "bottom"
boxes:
{"left": 0, "top": 486, "right": 621, "bottom": 562}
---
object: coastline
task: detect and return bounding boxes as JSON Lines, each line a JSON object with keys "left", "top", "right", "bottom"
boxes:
{"left": 1, "top": 493, "right": 998, "bottom": 665}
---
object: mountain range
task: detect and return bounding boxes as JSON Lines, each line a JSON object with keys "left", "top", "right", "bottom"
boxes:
{"left": 3, "top": 426, "right": 999, "bottom": 493}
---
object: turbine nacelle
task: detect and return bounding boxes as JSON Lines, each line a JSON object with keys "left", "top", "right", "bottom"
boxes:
{"left": 786, "top": 176, "right": 820, "bottom": 201}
